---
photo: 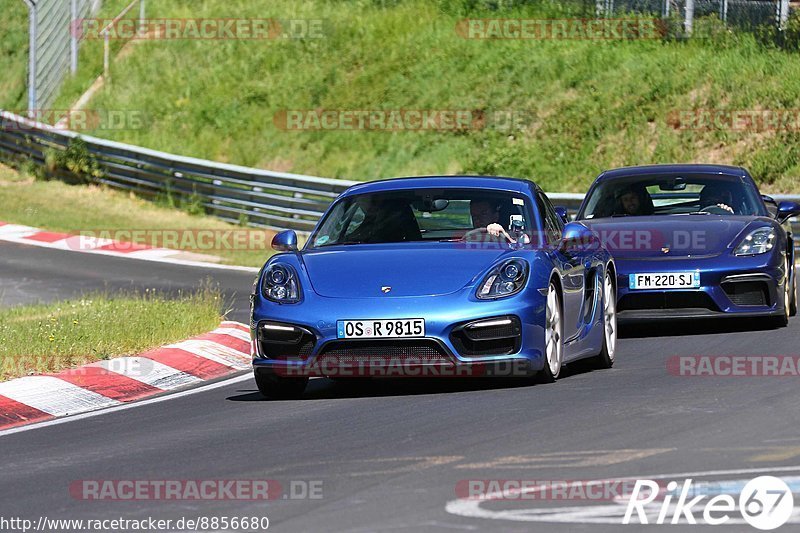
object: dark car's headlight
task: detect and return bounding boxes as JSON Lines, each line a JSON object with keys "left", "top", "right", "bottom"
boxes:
{"left": 476, "top": 259, "right": 529, "bottom": 299}
{"left": 262, "top": 264, "right": 302, "bottom": 303}
{"left": 734, "top": 227, "right": 776, "bottom": 256}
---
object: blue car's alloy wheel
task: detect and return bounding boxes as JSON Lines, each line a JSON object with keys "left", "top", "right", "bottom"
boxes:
{"left": 540, "top": 283, "right": 563, "bottom": 382}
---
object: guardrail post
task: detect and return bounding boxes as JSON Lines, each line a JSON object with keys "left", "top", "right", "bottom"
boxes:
{"left": 24, "top": 0, "right": 38, "bottom": 116}
{"left": 777, "top": 0, "right": 789, "bottom": 30}
{"left": 103, "top": 31, "right": 110, "bottom": 82}
{"left": 70, "top": 0, "right": 78, "bottom": 73}
{"left": 684, "top": 0, "right": 694, "bottom": 35}
{"left": 139, "top": 0, "right": 146, "bottom": 37}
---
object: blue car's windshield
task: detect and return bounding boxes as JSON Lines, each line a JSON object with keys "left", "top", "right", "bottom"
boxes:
{"left": 579, "top": 174, "right": 768, "bottom": 219}
{"left": 309, "top": 189, "right": 535, "bottom": 248}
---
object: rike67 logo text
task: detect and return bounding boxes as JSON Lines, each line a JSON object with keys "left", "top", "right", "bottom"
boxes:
{"left": 623, "top": 476, "right": 794, "bottom": 530}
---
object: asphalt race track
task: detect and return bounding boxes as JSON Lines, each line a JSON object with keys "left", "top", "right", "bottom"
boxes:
{"left": 2, "top": 241, "right": 800, "bottom": 532}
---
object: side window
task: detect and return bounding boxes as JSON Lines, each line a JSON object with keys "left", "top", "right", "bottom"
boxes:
{"left": 537, "top": 192, "right": 563, "bottom": 244}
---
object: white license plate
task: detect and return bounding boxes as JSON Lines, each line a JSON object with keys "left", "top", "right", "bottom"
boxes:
{"left": 629, "top": 272, "right": 700, "bottom": 290}
{"left": 337, "top": 319, "right": 425, "bottom": 339}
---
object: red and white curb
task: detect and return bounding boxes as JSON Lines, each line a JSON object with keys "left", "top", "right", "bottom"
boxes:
{"left": 0, "top": 222, "right": 258, "bottom": 272}
{"left": 0, "top": 321, "right": 253, "bottom": 430}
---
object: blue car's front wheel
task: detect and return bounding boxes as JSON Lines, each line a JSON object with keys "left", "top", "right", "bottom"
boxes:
{"left": 538, "top": 282, "right": 564, "bottom": 383}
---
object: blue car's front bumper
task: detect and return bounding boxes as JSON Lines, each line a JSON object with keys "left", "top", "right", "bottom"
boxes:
{"left": 251, "top": 287, "right": 548, "bottom": 378}
{"left": 614, "top": 252, "right": 787, "bottom": 320}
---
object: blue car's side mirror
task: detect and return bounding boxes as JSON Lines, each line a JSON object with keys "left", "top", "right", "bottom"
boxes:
{"left": 272, "top": 230, "right": 298, "bottom": 252}
{"left": 776, "top": 201, "right": 800, "bottom": 223}
{"left": 554, "top": 206, "right": 569, "bottom": 224}
{"left": 560, "top": 222, "right": 599, "bottom": 253}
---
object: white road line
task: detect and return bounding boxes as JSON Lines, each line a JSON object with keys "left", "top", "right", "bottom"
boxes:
{"left": 163, "top": 340, "right": 252, "bottom": 369}
{"left": 98, "top": 357, "right": 202, "bottom": 390}
{"left": 0, "top": 376, "right": 120, "bottom": 416}
{"left": 0, "top": 373, "right": 254, "bottom": 438}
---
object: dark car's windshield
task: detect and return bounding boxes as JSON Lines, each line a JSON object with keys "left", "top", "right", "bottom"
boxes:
{"left": 308, "top": 188, "right": 535, "bottom": 248}
{"left": 578, "top": 174, "right": 768, "bottom": 219}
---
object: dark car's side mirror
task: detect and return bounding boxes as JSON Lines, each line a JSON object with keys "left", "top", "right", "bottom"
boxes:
{"left": 272, "top": 229, "right": 298, "bottom": 252}
{"left": 554, "top": 206, "right": 570, "bottom": 224}
{"left": 762, "top": 195, "right": 779, "bottom": 218}
{"left": 560, "top": 222, "right": 599, "bottom": 254}
{"left": 776, "top": 201, "right": 800, "bottom": 223}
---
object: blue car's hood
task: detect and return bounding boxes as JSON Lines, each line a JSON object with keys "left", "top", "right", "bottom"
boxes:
{"left": 582, "top": 215, "right": 765, "bottom": 258}
{"left": 300, "top": 244, "right": 508, "bottom": 298}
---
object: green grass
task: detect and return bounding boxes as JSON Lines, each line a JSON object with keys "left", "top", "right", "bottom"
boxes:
{"left": 0, "top": 0, "right": 29, "bottom": 110}
{"left": 0, "top": 288, "right": 225, "bottom": 381}
{"left": 38, "top": 0, "right": 800, "bottom": 194}
{"left": 0, "top": 163, "right": 274, "bottom": 267}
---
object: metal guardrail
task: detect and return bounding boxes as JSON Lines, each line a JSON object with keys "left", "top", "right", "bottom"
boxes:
{"left": 0, "top": 111, "right": 357, "bottom": 232}
{"left": 0, "top": 110, "right": 797, "bottom": 247}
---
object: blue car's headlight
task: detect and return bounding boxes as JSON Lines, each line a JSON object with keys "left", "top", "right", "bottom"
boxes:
{"left": 262, "top": 264, "right": 302, "bottom": 303}
{"left": 476, "top": 259, "right": 529, "bottom": 299}
{"left": 734, "top": 227, "right": 776, "bottom": 256}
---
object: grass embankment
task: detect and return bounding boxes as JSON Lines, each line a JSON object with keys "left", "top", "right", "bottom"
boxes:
{"left": 0, "top": 0, "right": 28, "bottom": 111}
{"left": 44, "top": 0, "right": 800, "bottom": 193}
{"left": 0, "top": 288, "right": 224, "bottom": 381}
{"left": 0, "top": 163, "right": 273, "bottom": 267}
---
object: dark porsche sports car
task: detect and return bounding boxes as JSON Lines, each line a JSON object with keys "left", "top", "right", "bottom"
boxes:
{"left": 250, "top": 176, "right": 617, "bottom": 398}
{"left": 576, "top": 164, "right": 800, "bottom": 325}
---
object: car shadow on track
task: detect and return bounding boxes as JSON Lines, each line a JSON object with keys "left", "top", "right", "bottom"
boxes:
{"left": 226, "top": 363, "right": 606, "bottom": 401}
{"left": 619, "top": 316, "right": 783, "bottom": 339}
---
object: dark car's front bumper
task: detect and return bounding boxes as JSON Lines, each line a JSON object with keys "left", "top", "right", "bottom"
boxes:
{"left": 614, "top": 253, "right": 788, "bottom": 321}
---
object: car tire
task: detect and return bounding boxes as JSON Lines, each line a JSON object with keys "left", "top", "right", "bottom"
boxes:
{"left": 593, "top": 270, "right": 617, "bottom": 369}
{"left": 255, "top": 372, "right": 308, "bottom": 399}
{"left": 537, "top": 282, "right": 564, "bottom": 383}
{"left": 773, "top": 270, "right": 791, "bottom": 328}
{"left": 790, "top": 259, "right": 797, "bottom": 317}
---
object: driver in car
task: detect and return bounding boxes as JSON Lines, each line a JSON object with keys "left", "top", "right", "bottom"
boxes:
{"left": 699, "top": 184, "right": 735, "bottom": 214}
{"left": 615, "top": 185, "right": 653, "bottom": 216}
{"left": 468, "top": 199, "right": 529, "bottom": 244}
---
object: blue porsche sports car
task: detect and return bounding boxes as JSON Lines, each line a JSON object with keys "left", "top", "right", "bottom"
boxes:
{"left": 250, "top": 176, "right": 617, "bottom": 398}
{"left": 576, "top": 164, "right": 800, "bottom": 325}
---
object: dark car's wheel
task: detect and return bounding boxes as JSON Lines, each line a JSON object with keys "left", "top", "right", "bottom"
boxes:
{"left": 789, "top": 258, "right": 797, "bottom": 317}
{"left": 593, "top": 270, "right": 617, "bottom": 369}
{"left": 537, "top": 282, "right": 564, "bottom": 383}
{"left": 255, "top": 372, "right": 308, "bottom": 399}
{"left": 773, "top": 267, "right": 791, "bottom": 328}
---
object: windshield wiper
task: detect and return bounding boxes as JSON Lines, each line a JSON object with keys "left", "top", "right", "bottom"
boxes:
{"left": 316, "top": 241, "right": 365, "bottom": 247}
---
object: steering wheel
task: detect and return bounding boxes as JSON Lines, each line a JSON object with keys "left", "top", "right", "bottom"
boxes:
{"left": 464, "top": 227, "right": 513, "bottom": 243}
{"left": 700, "top": 204, "right": 734, "bottom": 215}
